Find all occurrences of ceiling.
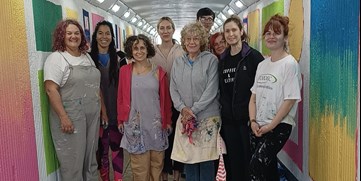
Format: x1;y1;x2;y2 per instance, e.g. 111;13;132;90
86;0;260;35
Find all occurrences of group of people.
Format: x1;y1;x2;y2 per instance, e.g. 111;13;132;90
44;5;301;181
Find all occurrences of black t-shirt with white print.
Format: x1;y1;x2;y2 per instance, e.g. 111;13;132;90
221;51;242;120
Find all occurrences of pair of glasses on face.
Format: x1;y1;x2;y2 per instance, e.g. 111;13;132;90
200;17;214;23
185;37;200;43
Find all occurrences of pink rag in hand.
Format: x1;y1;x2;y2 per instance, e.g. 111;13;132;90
181;117;197;144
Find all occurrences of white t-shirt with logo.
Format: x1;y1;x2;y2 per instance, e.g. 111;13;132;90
250;55;302;127
44;51;93;87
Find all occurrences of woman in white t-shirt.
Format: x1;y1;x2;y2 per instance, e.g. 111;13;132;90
248;14;302;181
44;19;101;181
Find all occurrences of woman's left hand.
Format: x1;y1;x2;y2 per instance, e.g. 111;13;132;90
100;112;109;129
166;124;173;136
257;124;274;136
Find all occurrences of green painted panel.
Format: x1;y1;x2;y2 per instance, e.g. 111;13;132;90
38;70;59;174
33;0;62;52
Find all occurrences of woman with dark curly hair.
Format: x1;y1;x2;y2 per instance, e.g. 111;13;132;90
117;34;172;181
44;19;100;180
90;20;126;181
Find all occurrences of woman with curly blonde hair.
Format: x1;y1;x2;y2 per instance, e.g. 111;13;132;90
170;22;221;181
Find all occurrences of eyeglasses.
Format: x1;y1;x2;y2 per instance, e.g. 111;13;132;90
185;36;200;43
200;16;214;23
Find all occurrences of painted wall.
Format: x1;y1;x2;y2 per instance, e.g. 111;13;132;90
237;0;360;180
0;0;150;180
0;0;39;180
0;0;359;180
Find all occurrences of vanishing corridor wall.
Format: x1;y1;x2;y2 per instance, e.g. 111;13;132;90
0;0;359;180
0;0;39;180
309;0;359;180
22;0;148;180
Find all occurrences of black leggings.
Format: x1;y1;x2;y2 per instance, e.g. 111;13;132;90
249;123;292;181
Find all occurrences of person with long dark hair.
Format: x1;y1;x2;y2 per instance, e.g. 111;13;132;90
90;20;126;181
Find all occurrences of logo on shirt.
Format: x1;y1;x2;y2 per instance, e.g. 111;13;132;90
257;74;277;83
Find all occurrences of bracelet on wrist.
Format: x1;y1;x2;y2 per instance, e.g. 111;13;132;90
250;119;257;124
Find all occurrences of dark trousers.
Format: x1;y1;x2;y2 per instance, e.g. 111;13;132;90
249;123;292;181
221;121;251;181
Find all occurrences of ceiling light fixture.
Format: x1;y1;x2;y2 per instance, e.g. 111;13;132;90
227;7;235;15
96;0;104;3
137;21;143;27
235;0;244;8
219;12;227;20
147;26;152;32
131;17;137;23
111;4;120;12
123;11;130;18
215;18;222;25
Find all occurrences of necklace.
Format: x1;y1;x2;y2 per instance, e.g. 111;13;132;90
134;64;152;75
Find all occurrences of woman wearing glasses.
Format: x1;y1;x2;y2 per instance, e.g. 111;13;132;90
170;22;220;181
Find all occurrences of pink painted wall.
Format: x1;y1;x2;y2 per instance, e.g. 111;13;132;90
0;0;39;180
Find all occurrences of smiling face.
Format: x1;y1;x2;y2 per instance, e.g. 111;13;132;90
184;33;201;55
64;24;81;51
264;26;287;51
224;21;243;46
158;20;174;43
96;25;112;50
132;40;148;62
213;35;226;56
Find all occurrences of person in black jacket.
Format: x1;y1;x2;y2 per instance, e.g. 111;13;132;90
90;20;127;181
219;14;264;181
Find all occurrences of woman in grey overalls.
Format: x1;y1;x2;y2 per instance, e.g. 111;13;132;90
44;19;101;181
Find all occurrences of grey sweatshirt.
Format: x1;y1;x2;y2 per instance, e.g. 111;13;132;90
170;51;220;120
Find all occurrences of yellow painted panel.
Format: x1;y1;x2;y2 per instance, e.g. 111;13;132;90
66;7;78;20
288;0;304;61
309;109;355;181
126;25;133;38
248;10;260;50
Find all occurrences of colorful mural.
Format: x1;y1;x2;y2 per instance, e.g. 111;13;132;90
0;0;39;180
1;0;360;180
288;0;303;61
309;0;359;180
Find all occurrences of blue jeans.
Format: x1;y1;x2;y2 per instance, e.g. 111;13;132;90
184;161;214;181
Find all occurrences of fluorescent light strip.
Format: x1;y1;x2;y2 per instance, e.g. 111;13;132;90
227;7;235;15
123;11;130;18
111;4;120;12
235;0;244;8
